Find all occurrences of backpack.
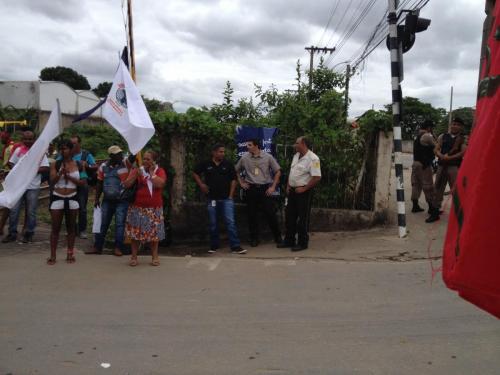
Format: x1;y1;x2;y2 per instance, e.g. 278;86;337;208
101;161;125;201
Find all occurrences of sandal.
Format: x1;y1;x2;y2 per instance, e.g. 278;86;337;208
129;257;138;267
46;257;56;265
66;249;76;264
150;258;160;266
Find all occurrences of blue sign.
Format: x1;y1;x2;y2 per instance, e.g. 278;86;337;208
235;126;279;158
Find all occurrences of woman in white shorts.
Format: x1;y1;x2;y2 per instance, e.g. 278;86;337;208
47;140;87;265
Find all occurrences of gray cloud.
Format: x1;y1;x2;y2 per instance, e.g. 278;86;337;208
9;0;86;21
0;0;486;118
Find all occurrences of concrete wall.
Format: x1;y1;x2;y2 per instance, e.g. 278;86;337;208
0;81;39;109
374;131;393;219
402;140;413;154
168;130;395;240
40;82;102;117
0;80;103;121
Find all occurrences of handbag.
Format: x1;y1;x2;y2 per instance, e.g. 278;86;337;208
119;181;138;203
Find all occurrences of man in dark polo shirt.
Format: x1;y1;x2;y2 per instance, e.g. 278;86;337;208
235;138;282;247
193;143;246;254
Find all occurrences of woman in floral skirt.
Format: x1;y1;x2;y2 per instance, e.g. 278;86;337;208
124;150;166;266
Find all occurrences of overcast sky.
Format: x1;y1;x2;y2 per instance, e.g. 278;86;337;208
0;0;485;117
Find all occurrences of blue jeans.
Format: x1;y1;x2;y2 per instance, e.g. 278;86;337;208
94;199;129;252
77;184;89;233
207;199;240;249
9;189;40;235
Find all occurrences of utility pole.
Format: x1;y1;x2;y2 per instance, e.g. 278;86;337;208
344;64;351;121
127;0;136;82
388;0;407;238
305;46;336;91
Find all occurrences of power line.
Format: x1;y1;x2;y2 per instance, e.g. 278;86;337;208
316;1;342;46
349;0;432;71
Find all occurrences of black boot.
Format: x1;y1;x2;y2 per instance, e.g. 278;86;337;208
425;207;440;223
412;200;424;213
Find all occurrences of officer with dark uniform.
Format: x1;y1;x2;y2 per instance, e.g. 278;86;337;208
426;117;467;223
411;120;436;213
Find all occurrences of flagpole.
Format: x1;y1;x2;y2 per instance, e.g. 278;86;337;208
127;0;136;82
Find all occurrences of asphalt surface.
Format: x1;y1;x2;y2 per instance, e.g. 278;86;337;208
1;156;498;374
0;249;499;375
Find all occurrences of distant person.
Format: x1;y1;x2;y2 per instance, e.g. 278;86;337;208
0;131;16;236
86;146;131;256
69;135;97;239
277;136;321;252
193;143;245;254
2;130;49;243
426;117;467;223
235;139;282;247
411;120;436;213
47;140;86;265
1;131;15;169
124;150;166;266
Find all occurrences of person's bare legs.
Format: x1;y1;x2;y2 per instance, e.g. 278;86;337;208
150;241;160;266
129;239;140;266
49;209;64;265
65;209;78;263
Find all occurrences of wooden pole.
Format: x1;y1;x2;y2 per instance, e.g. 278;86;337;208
127;0;136;82
448;86;453;127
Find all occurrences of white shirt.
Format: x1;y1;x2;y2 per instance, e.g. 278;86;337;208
9;147;49;190
288;150;321;187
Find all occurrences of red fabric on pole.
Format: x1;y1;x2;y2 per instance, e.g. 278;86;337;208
442;2;500;318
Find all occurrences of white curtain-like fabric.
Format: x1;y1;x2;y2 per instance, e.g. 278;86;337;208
0;101;61;209
103;60;155;155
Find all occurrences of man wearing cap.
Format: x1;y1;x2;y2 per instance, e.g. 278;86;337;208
235;138;282;247
411;120;436;213
426;117;467;223
277;136;321;252
86;145;131;255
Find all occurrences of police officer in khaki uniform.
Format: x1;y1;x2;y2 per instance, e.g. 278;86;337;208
235;139;282;247
411;120;436;213
426;117;467;223
277;136;321;251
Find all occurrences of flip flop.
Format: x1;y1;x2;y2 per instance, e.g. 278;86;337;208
129;257;138;267
66;250;76;264
150;258;160;266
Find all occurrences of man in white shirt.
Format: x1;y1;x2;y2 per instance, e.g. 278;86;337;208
277;136;321;251
2;130;50;243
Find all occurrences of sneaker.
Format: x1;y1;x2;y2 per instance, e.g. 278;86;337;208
291;244;308;252
208;248;218;254
79;231;88;239
231;247;247;254
21;233;33;243
2;233;17;243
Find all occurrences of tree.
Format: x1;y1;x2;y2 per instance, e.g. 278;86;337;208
435;107;475;136
92;82;112;98
384;96;446;140
40;66;91;90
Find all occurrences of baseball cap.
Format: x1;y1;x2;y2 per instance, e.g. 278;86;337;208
108;145;123;155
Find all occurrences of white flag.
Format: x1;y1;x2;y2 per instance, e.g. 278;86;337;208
0;101;61;209
103;60;155;155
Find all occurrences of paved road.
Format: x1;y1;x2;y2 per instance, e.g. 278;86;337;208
1;250;498;375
